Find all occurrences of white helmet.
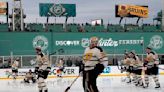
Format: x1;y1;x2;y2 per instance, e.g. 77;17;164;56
89;36;99;47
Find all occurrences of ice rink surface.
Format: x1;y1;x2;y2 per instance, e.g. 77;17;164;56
0;76;164;92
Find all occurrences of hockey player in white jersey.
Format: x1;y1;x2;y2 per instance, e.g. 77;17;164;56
35;47;51;92
122;52;132;83
144;47;160;88
128;51;143;87
24;69;36;83
56;58;64;77
82;36;108;92
11;58;19;80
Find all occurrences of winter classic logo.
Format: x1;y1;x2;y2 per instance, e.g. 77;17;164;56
33;36;48;50
149;35;163;50
81;38;118;47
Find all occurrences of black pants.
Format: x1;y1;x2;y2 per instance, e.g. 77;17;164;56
12;69;18;73
83;64;104;92
83;70;99;92
133;69;142;75
126;66;133;73
145;66;159;75
38;70;49;79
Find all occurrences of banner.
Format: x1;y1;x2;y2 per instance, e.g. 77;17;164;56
0;2;8;15
0;2;7;8
52;33;164;54
39;3;76;17
116;4;148;18
1;66;164;79
0;67;79;78
0;32;163;55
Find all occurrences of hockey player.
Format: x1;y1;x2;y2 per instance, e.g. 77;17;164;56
35;47;51;92
56;58;64;77
82;36;108;92
128;51;143;86
144;47;160;88
24;69;36;83
11;58;19;80
122;52;132;83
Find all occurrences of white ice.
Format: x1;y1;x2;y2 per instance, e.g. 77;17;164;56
0;76;164;92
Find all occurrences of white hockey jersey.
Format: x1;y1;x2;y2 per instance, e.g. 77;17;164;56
146;51;159;66
130;55;142;69
36;53;49;70
12;60;19;70
83;47;108;71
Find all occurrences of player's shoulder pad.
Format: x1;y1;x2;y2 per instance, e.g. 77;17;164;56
85;47;90;51
133;56;137;60
150;51;155;55
95;46;103;52
39;52;45;57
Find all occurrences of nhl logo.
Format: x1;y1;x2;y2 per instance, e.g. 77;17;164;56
81;38;90;48
148;35;163;50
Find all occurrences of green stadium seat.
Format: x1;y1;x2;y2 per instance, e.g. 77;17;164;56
107;24;124;32
155;25;162;31
115;25;124;32
84;25;93;32
47;24;63;32
67;24;79;32
27;23;44;32
0;23;8;32
93;25;105;32
124;24;140;32
143;25;158;32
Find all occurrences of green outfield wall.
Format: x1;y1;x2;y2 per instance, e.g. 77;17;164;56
0;32;163;55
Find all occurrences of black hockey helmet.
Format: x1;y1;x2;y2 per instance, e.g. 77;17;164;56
146;46;152;50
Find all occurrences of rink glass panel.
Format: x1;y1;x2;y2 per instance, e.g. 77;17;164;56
0;54;163;68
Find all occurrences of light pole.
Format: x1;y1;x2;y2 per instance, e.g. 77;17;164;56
162;0;164;31
141;37;145;61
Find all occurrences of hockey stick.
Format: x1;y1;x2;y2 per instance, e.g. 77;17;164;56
64;74;80;92
49;52;56;56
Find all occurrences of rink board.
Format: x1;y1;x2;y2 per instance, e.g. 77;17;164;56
0;65;164;80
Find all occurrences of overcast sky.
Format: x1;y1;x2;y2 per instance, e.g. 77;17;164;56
0;0;163;24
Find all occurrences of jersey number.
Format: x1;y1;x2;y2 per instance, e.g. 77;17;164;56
83;53;93;61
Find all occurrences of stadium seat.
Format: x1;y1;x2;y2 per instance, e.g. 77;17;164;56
107;24;124;32
142;25;158;32
27;23;44;32
93;25;105;32
84;25;93;32
47;24;63;32
124;24;141;32
66;24;79;32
